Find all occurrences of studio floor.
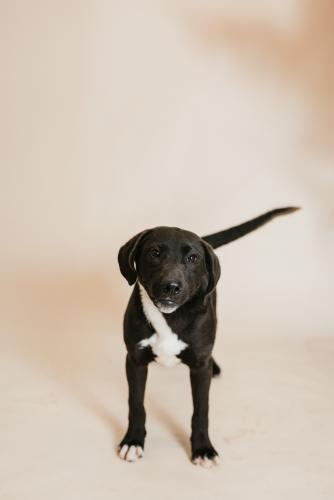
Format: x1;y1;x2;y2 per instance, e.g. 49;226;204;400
1;273;333;500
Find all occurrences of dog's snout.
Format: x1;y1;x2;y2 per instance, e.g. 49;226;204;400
162;281;182;296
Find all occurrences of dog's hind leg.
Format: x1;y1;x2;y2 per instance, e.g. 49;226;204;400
212;358;221;378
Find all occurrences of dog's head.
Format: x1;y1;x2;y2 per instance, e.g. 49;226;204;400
118;227;220;314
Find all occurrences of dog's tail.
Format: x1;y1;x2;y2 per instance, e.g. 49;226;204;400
202;207;300;249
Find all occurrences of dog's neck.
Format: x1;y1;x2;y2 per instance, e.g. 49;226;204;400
137;283;188;367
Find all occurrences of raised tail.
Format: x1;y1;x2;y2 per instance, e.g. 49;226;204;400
202;207;300;249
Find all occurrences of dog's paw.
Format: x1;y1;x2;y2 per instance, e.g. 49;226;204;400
192;447;220;469
118;441;144;462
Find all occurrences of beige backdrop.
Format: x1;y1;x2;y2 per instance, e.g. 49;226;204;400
1;1;333;499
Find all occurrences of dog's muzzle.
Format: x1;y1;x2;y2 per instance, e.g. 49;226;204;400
154;298;179;314
154;280;183;313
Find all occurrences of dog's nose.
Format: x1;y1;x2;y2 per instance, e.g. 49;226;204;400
162;281;182;296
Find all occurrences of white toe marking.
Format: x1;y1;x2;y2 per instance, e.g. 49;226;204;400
119;445;128;459
193;455;220;468
119;445;144;462
203;457;213;469
126;445;138;462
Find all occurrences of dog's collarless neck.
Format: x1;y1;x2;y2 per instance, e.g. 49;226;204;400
137;283;188;367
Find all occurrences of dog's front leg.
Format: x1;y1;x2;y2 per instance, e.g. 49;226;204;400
118;354;148;462
190;360;220;468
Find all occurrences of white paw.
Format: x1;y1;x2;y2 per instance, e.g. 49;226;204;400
119;444;144;462
192;455;220;469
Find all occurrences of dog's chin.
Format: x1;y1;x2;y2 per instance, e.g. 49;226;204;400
154;301;179;314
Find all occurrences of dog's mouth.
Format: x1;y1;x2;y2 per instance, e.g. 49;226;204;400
154;298;179;314
139;282;182;314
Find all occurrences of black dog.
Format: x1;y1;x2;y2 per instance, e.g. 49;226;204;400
117;207;299;467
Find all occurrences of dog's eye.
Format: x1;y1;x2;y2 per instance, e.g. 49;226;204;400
150;248;160;258
187;254;199;263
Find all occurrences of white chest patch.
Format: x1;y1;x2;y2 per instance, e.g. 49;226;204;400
138;284;188;367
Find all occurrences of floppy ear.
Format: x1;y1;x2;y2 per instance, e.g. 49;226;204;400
201;240;221;295
118;230;151;285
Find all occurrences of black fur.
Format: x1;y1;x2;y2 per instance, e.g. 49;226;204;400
202;207;299;248
118;207;299;464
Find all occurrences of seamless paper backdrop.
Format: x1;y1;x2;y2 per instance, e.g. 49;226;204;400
2;0;333;339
